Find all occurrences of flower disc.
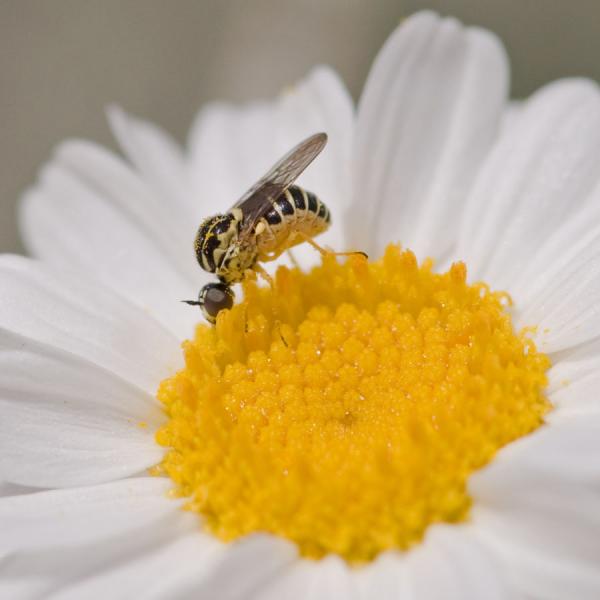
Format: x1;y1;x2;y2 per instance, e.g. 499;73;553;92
156;245;551;562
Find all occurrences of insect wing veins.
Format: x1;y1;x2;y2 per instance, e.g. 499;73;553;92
232;132;327;240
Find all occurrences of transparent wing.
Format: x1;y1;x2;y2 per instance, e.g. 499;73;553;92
232;133;327;240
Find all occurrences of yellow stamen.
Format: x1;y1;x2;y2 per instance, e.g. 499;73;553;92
155;245;551;563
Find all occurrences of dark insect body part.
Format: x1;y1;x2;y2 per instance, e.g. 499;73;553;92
189;133;332;324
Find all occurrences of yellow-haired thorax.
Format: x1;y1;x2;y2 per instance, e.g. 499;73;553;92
155;244;551;563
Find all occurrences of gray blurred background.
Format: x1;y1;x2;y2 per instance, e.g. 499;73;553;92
2;1;599;254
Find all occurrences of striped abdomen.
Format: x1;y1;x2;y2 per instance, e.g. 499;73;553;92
255;185;331;256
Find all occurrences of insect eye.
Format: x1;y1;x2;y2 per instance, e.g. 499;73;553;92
198;282;235;324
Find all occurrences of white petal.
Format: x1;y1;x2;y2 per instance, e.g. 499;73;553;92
459;79;600;289
548;370;600;420
470;415;600;499
470;417;600;580
46;535;295;600
0;327;163;488
475;507;600;600
350;11;508;260
0;478;177;554
514;222;600;352
192;535;297;600
0;327;160;419
19;139;201;339
501;100;523;134
248;528;508;600
547;335;600;401
0;568;50;600
187;66;354;269
259;555;358;600
0;481;35;497
46;533;225;600
476;532;600;600
0;491;199;600
0;255;181;395
106;105;194;214
405;525;511;600
62;534;294;600
354;553;412;600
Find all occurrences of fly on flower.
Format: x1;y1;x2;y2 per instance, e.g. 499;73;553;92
184;132;360;323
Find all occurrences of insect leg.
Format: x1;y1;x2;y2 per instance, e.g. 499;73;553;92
286;249;300;269
297;231;368;260
251;263;275;289
248;264;288;347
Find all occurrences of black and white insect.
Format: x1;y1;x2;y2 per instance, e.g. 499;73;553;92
184;133;333;324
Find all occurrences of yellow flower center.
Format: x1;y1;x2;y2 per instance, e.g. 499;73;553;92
155;245;551;563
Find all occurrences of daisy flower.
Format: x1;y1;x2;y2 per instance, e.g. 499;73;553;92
2;10;600;599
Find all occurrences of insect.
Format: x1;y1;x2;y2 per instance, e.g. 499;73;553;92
184;132;340;324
